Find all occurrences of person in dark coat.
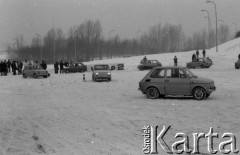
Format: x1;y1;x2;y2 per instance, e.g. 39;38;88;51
54;61;59;74
18;61;23;74
202;49;206;58
192;54;196;61
0;61;3;76
11;61;17;75
59;60;64;74
196;50;199;58
142;56;147;63
2;60;8;76
174;56;178;66
41;60;47;70
7;59;11;73
238;54;240;60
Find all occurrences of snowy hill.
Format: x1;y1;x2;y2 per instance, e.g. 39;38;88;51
84;37;240;70
0;38;240;155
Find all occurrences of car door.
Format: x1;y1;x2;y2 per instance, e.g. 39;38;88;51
26;66;32;76
145;61;151;69
146;69;165;94
164;68;191;95
151;60;159;68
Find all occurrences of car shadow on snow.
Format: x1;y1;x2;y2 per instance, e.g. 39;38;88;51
161;95;194;100
160;95;215;101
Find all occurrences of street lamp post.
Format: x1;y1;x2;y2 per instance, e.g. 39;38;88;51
206;0;218;52
201;10;211;49
36;33;42;61
109;29;115;59
218;20;225;44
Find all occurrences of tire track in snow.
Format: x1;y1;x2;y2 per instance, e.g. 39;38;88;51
0;114;19;155
19;112;84;155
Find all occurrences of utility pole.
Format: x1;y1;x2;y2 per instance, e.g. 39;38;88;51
201;10;211;49
206;0;218;52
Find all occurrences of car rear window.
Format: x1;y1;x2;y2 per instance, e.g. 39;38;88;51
150;69;165;78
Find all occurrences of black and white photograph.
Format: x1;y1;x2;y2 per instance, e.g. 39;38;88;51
0;0;240;154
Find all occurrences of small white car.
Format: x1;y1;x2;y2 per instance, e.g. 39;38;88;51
22;65;50;78
92;64;112;81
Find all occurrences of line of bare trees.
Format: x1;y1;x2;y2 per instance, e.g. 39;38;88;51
5;19;235;63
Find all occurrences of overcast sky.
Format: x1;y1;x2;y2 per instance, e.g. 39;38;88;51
0;0;240;46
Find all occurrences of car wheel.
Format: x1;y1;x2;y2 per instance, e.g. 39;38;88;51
193;87;206;100
159;94;165;98
23;73;27;78
146;87;159;99
43;75;47;78
33;74;38;79
206;93;210;98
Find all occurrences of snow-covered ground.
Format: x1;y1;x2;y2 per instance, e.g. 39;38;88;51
0;38;240;155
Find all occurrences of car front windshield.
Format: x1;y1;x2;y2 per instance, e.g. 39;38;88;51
183;68;197;78
33;65;42;69
94;65;109;70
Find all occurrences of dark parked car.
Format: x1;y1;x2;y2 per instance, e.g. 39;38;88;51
186;58;212;69
138;66;216;100
138;60;162;70
62;62;87;73
92;64;112;81
22;65;50;78
235;60;240;69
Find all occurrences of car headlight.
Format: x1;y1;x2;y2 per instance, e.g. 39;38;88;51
108;72;111;75
209;82;214;88
95;73;98;75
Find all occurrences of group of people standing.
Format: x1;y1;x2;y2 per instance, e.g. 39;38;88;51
0;59;23;76
33;60;48;70
54;60;71;74
192;49;206;61
0;59;48;76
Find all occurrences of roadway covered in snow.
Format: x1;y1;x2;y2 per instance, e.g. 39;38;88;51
0;38;240;154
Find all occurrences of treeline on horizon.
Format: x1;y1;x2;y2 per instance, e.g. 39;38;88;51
5;19;239;63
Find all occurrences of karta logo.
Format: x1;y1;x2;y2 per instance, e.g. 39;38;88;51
142;126;239;154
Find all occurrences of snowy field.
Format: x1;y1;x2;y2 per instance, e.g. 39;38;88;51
0;38;240;155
